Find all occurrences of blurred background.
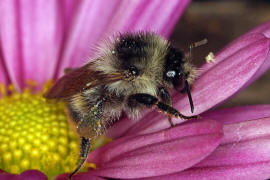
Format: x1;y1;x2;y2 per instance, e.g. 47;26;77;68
170;0;270;109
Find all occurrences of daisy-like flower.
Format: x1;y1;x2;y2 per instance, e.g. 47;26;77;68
0;0;190;179
1;1;270;180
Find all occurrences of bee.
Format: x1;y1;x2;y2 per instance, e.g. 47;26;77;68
44;32;205;179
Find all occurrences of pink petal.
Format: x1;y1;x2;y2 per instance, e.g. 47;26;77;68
149;162;270;180
0;1;24;89
200;20;270;82
202;104;270;124
200;33;266;76
156;117;270;180
0;170;47;180
57;0;190;77
198;118;270;165
0;1;67;89
87;119;223;179
174;33;270;116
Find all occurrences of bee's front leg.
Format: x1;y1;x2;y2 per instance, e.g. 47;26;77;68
128;93;198;123
158;87;174;127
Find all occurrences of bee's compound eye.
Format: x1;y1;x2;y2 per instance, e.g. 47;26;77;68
128;65;139;76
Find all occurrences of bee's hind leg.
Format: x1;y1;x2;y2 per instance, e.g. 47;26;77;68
68;137;91;180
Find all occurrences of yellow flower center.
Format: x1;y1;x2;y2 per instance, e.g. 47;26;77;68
0;81;82;179
0;81;112;179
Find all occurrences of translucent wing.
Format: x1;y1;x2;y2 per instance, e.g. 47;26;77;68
44;62;124;99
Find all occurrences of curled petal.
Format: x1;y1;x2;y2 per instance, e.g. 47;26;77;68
200;20;270;84
0;170;47;180
88;119;223;179
246;21;270;83
174;33;270;116
200;33;266;76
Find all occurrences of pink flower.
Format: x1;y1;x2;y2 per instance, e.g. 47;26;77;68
0;0;270;180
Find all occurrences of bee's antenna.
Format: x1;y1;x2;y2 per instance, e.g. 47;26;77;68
185;38;207;113
188;38;208;61
68;137;91;180
185;80;194;113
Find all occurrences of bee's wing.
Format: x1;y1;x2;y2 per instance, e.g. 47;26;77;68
44;63;124;99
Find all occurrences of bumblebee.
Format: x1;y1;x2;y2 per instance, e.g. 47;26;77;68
44;32;203;179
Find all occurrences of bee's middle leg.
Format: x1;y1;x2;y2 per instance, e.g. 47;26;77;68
128;93;198;123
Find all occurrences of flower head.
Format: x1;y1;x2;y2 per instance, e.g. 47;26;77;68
0;82;80;179
1;0;270;179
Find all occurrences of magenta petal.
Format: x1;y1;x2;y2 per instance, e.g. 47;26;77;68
148;116;270;180
88;119;223;179
0;1;66;89
175;33;270;116
200;33;266;76
19;1;65;88
58;0;190;77
197;118;270;166
89;119;222;164
0;0;24;88
151;162;270;180
0;170;47;180
151;117;270;180
203;104;270;124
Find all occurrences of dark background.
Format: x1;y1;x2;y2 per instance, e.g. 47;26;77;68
170;0;270;109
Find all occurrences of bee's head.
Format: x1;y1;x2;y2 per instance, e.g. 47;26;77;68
163;46;197;113
107;32;196;113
